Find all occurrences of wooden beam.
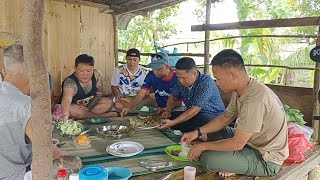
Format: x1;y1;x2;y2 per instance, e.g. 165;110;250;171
204;0;211;74
114;0;183;15
270;150;320;180
312;26;320;143
52;0;110;9
191;16;320;31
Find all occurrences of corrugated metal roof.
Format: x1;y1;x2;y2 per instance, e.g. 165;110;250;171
84;0;185;29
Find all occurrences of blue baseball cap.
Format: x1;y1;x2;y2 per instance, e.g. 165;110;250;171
146;59;168;70
147;52;169;70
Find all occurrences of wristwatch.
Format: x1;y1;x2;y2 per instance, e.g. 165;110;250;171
196;128;202;138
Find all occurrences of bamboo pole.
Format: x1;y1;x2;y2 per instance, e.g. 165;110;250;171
23;0;53;179
113;14;119;68
191;16;320;31
203;0;211;74
312;25;320;144
161;34;318;48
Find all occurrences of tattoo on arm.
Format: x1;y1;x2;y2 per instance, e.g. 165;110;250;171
63;78;77;92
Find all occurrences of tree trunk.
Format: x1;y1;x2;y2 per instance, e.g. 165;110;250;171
23;0;53;179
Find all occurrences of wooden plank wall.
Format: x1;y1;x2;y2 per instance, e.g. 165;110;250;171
80;5;115;94
0;48;3;70
0;0;115;95
220;85;313;126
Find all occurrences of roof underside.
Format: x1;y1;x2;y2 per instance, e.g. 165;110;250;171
83;0;185;29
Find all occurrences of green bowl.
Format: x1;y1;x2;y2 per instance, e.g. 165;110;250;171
164;145;190;162
84;117;108;124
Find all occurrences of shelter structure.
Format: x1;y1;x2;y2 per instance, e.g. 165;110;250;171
191;1;320;179
0;0;184;95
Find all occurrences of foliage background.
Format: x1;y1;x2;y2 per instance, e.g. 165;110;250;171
118;0;319;87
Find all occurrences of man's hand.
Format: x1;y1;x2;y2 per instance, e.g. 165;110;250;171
116;94;124;101
52;145;63;160
161;111;171;119
121;107;130;118
188;143;206;161
157;119;174;130
181;130;198;144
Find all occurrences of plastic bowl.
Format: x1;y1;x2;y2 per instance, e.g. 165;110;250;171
84;117;109;124
105;166;132;180
164;145;190;162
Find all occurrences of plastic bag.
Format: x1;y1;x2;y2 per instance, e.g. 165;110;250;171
284;133;314;163
287;122;314;140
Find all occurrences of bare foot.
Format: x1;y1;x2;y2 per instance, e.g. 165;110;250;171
103;112;118;117
219;172;236;178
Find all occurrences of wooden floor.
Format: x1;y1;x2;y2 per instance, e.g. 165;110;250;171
132;147;320;180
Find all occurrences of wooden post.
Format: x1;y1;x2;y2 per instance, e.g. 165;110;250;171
203;0;211;74
312;25;320;144
23;0;53;179
113;14;119;68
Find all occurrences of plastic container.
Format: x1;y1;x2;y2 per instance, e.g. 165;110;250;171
79;165;108;180
69;173;80;180
105;166;132;180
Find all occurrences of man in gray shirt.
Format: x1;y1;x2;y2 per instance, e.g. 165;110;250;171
0;45;62;180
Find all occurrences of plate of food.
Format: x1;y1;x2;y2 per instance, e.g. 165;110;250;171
95;125;134;139
164;144;190;162
136;106;158;115
162;128;183;138
72;134;91;147
56;120;90;138
84;117;108;124
129;115;162;129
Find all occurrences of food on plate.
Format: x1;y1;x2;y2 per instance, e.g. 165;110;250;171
179;142;190;158
57;121;83;135
129;115;162;128
140;106;150;112
75;135;90;146
171;149;181;156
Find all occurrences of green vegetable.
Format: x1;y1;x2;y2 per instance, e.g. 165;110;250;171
57;121;83;135
284;105;306;125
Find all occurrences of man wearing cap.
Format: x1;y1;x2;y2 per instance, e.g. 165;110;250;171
111;48;149;111
159;57;225;133
121;52;179;117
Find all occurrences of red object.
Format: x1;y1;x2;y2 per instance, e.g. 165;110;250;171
57;169;67;178
285;127;315;163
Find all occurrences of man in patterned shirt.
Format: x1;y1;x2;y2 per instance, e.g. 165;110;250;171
111;48;149;111
159;57;225;132
120;52;178;117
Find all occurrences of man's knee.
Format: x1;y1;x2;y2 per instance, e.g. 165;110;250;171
200;151;233;172
114;101;124;111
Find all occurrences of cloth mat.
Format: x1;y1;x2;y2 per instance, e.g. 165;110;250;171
53;117;197;176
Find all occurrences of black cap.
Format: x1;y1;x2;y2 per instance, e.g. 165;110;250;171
126;48;140;58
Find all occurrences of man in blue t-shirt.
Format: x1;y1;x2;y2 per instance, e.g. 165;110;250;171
121;52;178;117
159;57;225;133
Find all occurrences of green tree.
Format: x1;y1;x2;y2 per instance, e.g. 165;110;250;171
194;0;318;86
118;5;180;64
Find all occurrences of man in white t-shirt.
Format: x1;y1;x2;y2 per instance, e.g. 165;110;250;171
111;48;149;111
